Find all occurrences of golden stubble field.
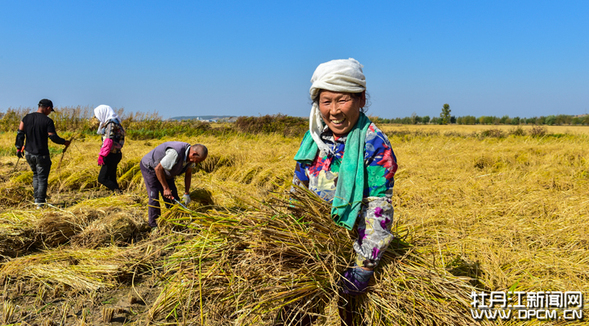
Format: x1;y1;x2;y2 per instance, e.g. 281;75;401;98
1;124;589;325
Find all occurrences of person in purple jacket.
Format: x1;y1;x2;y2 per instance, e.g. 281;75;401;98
140;142;208;228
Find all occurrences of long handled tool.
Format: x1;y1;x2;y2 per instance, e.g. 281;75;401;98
12;148;25;173
12;156;21;173
173;198;190;210
56;138;73;171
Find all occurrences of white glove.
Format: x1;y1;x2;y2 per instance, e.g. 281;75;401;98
182;193;191;205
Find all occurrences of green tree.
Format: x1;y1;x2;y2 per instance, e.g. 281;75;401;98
440;103;451;124
411;112;418;124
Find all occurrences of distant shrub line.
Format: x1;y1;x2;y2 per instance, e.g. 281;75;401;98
0;107;308;139
1;107;585;141
386;126;557;140
375;114;589;125
234;114;308;137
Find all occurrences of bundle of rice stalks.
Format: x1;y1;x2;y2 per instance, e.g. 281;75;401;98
0;243;156;294
0;181;33;208
198;152;238;173
117;158;144;191
49;154;99;191
0;212;38;260
0;248;126;293
36;212;86;247
150;187;487;325
2;198;146;258
9;170;33;184
71;210;150;249
358;253;486;326
0;227;36;260
69;194;144;210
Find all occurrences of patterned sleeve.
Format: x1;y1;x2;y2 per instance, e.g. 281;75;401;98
104;121;115;139
118;124;125;148
292;161;309;189
103;120;125;150
353;124;398;267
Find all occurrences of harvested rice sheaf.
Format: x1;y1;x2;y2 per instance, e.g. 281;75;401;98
71;211;150;249
0;212;38;259
0;227;36;260
36;212;85;247
0;183;33;208
152;188;489;325
0;241;159;294
1;196;147;262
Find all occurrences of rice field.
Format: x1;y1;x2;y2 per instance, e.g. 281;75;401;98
1;123;588;325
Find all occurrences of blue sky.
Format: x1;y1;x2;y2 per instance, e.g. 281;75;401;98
1;1;587;119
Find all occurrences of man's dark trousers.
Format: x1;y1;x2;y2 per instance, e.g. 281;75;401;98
140;163;179;227
25;152;51;204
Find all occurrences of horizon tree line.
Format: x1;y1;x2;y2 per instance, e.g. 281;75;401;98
376;103;589;125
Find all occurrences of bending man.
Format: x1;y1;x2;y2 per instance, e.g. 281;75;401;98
140;142;208;228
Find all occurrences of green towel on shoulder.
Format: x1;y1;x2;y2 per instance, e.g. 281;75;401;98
293;130;318;163
294;113;371;230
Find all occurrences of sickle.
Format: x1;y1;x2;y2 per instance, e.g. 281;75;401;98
56;139;73;171
12;156;21;173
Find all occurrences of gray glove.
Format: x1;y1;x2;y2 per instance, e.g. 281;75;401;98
182;193;191;205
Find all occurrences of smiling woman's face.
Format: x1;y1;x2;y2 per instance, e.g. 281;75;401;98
318;90;365;137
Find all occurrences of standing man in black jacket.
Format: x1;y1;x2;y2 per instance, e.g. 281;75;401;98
15;99;70;208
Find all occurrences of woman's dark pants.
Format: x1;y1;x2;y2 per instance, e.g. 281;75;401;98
98;152;122;191
140;163;178;228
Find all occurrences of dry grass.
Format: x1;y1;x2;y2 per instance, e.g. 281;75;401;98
389;128;589;294
0;211;38;259
2;300;16;324
379;123;589;136
1;124;589;324
71;210;149;249
140;187;485;325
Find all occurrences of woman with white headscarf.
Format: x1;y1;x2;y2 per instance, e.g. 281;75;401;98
94;105;125;192
292;58;398;323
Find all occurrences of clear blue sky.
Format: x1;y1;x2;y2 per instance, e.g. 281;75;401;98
1;1;587;119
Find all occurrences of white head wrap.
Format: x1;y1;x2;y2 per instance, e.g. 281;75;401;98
94;105;121;134
309;58;366;153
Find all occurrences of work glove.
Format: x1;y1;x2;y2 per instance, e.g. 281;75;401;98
340;265;374;295
182;193;191;205
16;148;24;158
97;155;105;166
